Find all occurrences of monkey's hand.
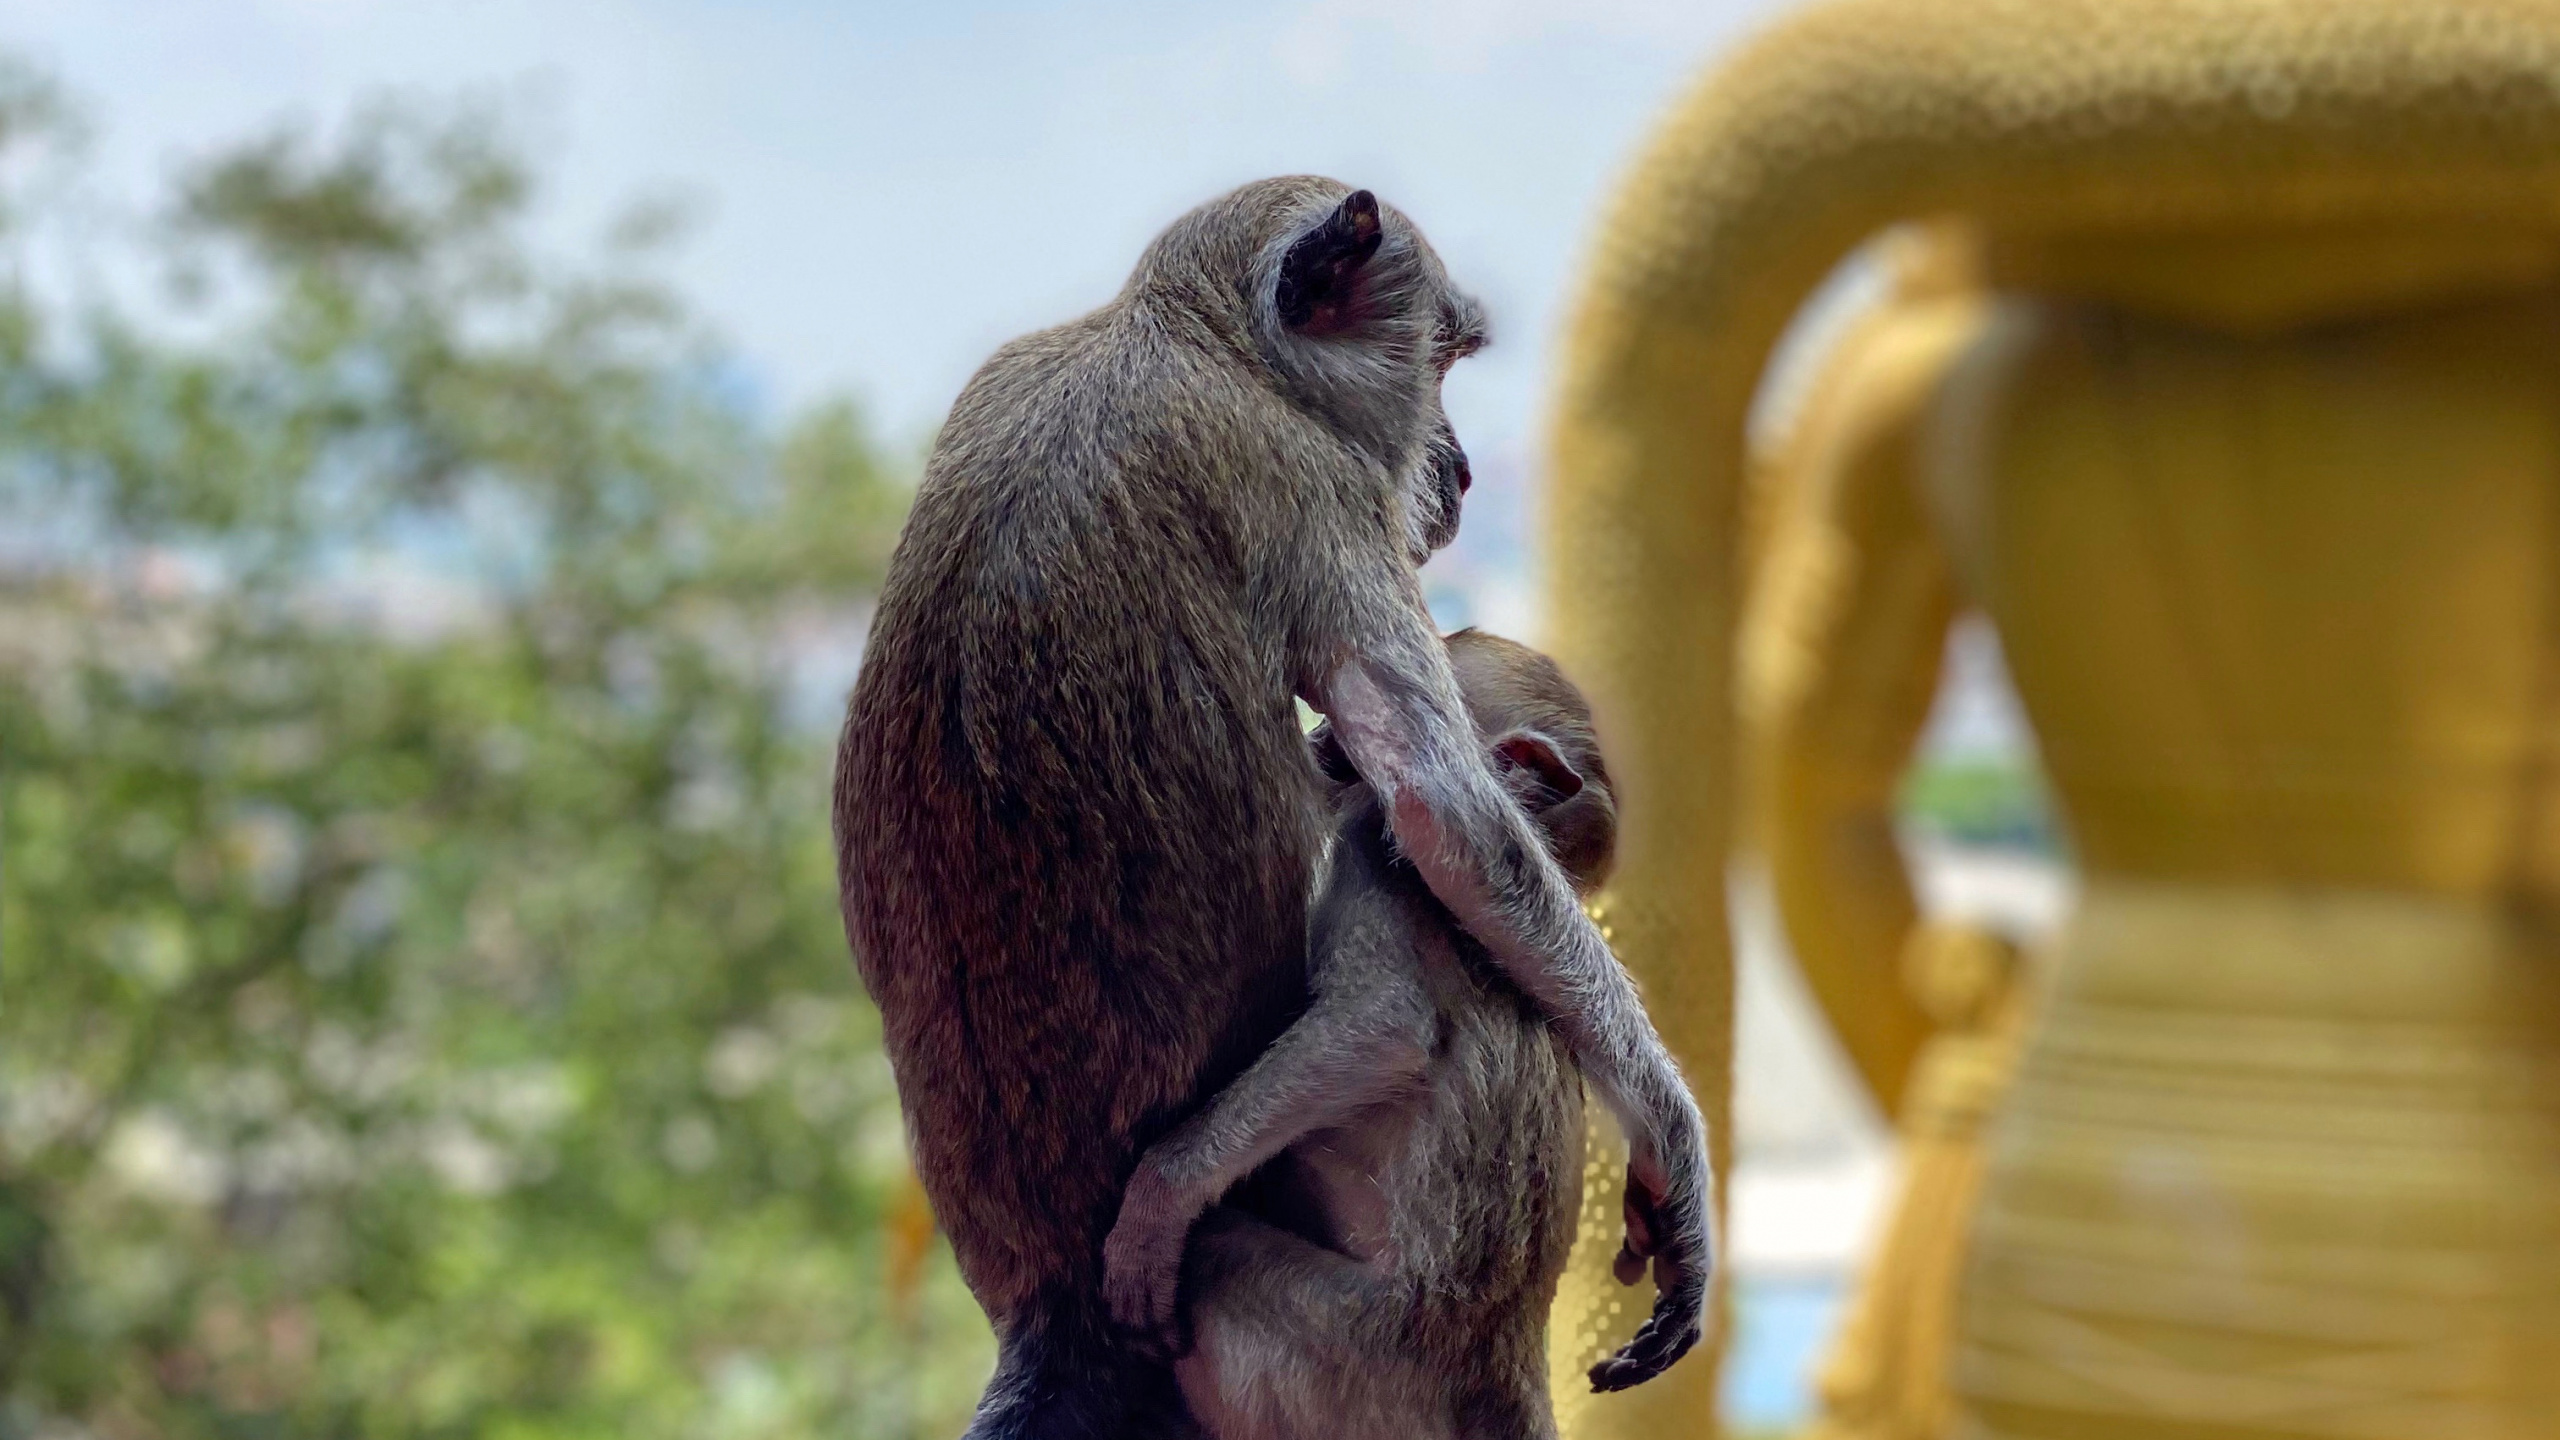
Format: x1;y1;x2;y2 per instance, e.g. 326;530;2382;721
1103;1161;1202;1359
1588;1126;1713;1393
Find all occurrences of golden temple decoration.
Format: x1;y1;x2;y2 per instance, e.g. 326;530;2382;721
1537;4;2560;1436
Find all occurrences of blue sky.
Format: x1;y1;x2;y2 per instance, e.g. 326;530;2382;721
5;0;1788;463
3;0;2036;738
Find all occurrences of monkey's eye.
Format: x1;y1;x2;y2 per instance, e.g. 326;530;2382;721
1435;332;1483;371
1432;310;1488;374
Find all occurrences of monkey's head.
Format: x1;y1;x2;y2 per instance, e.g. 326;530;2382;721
1445;629;1617;893
1131;177;1486;563
1311;629;1618;892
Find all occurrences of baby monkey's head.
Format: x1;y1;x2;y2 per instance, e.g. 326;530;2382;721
1313;628;1618;893
1445;629;1617;892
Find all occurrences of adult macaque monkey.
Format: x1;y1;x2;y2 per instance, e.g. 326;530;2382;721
836;178;1710;1440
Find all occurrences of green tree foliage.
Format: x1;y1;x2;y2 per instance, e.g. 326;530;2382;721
0;59;991;1438
1897;758;2059;855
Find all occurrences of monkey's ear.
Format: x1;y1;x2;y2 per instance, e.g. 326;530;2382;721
1491;730;1584;804
1276;190;1384;333
1309;718;1362;785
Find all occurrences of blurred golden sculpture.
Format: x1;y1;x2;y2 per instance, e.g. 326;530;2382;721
1537;2;2560;1437
1744;231;2018;1440
1803;923;2024;1440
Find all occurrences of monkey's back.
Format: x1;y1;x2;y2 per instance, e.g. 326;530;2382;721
836;312;1323;1322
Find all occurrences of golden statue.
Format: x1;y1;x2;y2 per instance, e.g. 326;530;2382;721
1802;922;2024;1440
1747;229;2023;1440
1538;3;2560;1437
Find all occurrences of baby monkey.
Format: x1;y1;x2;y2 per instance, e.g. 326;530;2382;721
1105;629;1638;1439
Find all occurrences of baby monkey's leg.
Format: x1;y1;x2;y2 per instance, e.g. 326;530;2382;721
1104;935;1434;1349
1177;1210;1454;1440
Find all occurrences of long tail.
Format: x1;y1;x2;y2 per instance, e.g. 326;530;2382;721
964;1301;1194;1440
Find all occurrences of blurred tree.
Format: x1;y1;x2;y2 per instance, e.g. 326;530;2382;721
0;58;989;1439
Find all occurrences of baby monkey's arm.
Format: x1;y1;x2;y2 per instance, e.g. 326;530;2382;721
1102;902;1435;1354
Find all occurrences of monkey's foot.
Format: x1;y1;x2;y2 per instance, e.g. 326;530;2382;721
1102;1166;1197;1359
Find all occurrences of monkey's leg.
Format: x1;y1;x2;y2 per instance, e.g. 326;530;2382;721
1104;949;1435;1347
1177;1209;1456;1440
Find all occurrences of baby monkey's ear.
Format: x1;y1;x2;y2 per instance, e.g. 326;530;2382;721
1491;729;1584;805
1276;189;1383;333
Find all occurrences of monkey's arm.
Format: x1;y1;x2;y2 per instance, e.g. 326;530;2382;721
1312;585;1711;1391
1102;908;1436;1348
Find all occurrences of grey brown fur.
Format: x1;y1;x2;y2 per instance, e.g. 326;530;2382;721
835;178;1710;1440
1103;631;1621;1440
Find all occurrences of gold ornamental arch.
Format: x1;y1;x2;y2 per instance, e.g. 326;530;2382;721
1538;3;2560;1436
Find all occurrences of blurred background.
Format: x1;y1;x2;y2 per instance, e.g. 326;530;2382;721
0;3;2065;1436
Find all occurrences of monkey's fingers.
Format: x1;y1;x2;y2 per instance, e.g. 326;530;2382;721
1612;1169;1663;1284
1101;1222;1193;1361
1585;1271;1708;1392
1121;1314;1189;1366
1103;1269;1189;1363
